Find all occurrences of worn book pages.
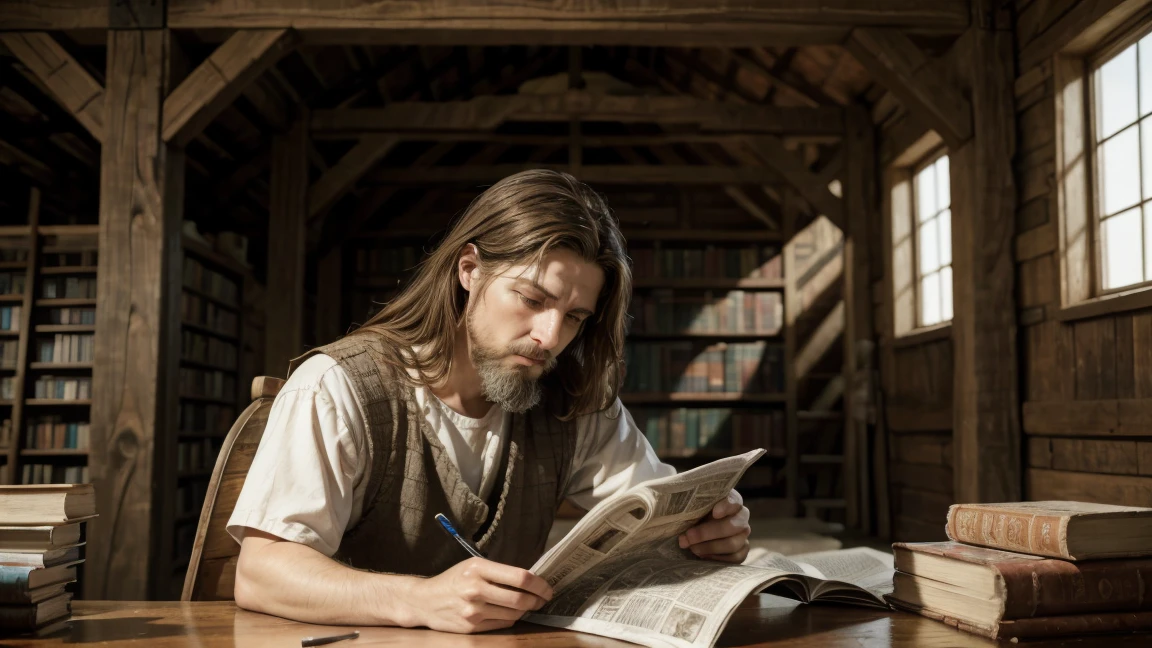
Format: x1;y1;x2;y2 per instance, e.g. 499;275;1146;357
525;450;894;648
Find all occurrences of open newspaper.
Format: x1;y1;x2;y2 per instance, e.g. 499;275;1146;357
525;449;894;648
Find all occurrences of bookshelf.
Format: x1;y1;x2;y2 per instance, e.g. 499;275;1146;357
163;235;252;598
349;227;798;513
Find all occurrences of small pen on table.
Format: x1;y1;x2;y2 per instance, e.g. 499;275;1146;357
300;630;359;647
435;512;484;558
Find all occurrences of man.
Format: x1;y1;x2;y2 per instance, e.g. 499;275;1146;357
228;170;752;632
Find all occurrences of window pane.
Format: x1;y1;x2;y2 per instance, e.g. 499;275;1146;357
915;163;936;222
940;266;953;322
935;156;950;210
1101;125;1142;216
919;218;939;275
1143;119;1152;200
939;209;952;266
921;272;941;326
1102;206;1145;289
1141;35;1152;116
1098;44;1139;139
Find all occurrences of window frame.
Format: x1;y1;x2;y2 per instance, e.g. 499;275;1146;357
1087;22;1152;296
909;148;952;328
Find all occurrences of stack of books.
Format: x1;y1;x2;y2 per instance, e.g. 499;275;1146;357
0;484;95;632
888;501;1152;641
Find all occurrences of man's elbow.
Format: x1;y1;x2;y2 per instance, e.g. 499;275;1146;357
233;545;267;612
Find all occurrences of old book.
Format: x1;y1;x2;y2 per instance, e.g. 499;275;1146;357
0;582;71;606
892;542;1152;622
525;450;895;648
0;484;95;525
0;544;82;568
890;593;1152;641
0;592;72;630
945;500;1152;560
0;524;82;551
0;562;80;594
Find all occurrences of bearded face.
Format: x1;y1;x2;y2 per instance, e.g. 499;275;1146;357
466;298;558;413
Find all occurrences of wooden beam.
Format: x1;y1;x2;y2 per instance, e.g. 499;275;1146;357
307;135;399;221
0;32;105;142
846;27;973;149
311;93;846;135
368;164;780;185
949;13;1021;504
265;118;308;377
745;135;843;228
161;1;970;45
89;28;182;601
0;0;108;29
162;29;299;147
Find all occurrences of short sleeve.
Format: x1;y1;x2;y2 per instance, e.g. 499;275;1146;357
564;399;676;510
226;354;367;557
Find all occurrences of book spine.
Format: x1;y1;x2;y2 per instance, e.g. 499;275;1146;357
945;505;1071;559
996;611;1152;640
0;604;39;628
998;560;1152;618
0;567;32;601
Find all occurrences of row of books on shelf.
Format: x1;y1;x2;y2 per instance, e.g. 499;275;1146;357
182;293;239;337
45;307;94;325
33;377;91;401
0;377;14;399
0;273;27;296
179;368;236;401
630;408;786;456
0;340;16;369
40;277;95;300
0;305;21;331
0;418;10;448
25;417;89;450
179;402;236;436
183;257;239;306
0;248;28;262
355;246;421;275
35;334;93;364
177;438;222;472
21;464;89;484
181;330;237;370
41;249;96;268
622;341;785;394
630;245;781;280
629;290;783;335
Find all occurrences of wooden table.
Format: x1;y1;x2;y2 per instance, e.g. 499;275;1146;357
2;597;1148;647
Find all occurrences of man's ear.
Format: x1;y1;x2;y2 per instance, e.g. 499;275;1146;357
458;243;481;292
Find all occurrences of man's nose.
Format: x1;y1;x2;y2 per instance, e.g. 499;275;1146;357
530;310;561;351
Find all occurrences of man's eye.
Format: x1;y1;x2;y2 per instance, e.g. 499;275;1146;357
566;314;584;324
519;294;542;308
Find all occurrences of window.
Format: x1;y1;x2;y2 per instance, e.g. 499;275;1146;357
1092;31;1152;292
913;153;952;326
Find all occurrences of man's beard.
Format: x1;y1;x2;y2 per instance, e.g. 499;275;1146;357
466;309;557;413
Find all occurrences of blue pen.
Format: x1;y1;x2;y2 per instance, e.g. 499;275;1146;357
435;512;485;558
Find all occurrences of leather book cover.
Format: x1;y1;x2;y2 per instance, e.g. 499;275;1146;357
890;597;1152;641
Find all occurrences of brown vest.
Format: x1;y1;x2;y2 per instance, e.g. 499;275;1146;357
289;335;577;576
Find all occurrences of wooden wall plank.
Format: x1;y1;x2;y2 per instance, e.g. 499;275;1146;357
1116;315;1136;399
1074;318;1117;400
1133;312;1152;397
891;462;953;495
264;119;308;377
89;29;180;601
894;433;953;466
1025;320;1075;401
1028;468;1152;506
1028;436;1053;468
1022;398;1152;436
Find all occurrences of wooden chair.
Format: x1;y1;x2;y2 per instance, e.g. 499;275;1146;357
181;375;285;601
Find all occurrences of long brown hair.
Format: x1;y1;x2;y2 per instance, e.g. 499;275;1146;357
349;169;632;420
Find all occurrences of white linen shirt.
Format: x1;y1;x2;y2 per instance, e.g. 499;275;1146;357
226;354;674;557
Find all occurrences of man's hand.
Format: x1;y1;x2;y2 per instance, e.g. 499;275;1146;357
407;557;553;633
678;489;751;563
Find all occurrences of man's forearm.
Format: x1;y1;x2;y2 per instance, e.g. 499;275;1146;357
234;535;424;626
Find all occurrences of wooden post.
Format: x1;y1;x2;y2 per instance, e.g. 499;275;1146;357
265;118;308;377
950;5;1021;504
315;248;344;344
842;105;876;530
89;28;183;600
782;189;800;517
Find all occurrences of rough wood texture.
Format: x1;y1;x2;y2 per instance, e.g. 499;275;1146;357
1028;468;1152;507
311;94;846;135
0;32;105;142
307;135;398;220
846;27;972;148
183;378;280;601
89;29;180;601
948;16;1021;504
264;119;307;378
25;596;1152;647
746;136;843;227
162;29;299;147
1023;398;1152;436
159;0;970;45
1019;0;1152;71
0;0;108;29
